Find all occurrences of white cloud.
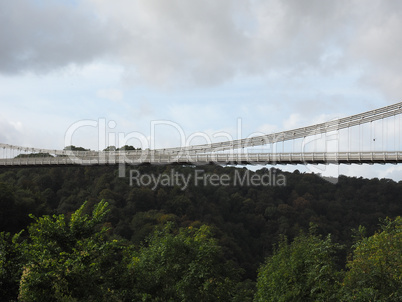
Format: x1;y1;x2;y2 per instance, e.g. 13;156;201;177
0;118;23;143
378;165;402;180
0;116;60;149
257;123;279;134
97;89;123;102
283;113;303;130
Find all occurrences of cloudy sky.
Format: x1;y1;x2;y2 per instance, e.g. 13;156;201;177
1;0;402;180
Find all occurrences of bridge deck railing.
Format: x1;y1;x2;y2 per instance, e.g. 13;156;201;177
0;151;401;166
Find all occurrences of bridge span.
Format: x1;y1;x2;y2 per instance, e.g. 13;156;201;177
0;151;401;167
1;101;402;167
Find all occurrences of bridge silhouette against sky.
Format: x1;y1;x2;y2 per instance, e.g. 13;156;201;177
1;102;402;167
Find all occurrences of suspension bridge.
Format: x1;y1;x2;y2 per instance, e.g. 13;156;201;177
1;102;402;166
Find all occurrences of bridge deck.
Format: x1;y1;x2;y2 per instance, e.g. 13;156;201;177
0;151;401;166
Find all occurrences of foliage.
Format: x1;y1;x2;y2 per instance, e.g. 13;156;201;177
0;182;16;232
103;146;117;151
1;200;244;300
103;145;139;151
117;145;140;151
342;216;402;301
18;200;131;301
0;231;26;301
0;165;402;299
255;226;342;301
1;165;401;280
130;222;241;301
15;153;53;158
64;145;90;151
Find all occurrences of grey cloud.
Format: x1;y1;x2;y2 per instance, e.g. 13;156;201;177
347;0;402;100
115;0;251;86
2;0;402;98
112;0;358;85
0;0;118;74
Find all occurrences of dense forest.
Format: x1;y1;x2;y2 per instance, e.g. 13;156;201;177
0;164;401;301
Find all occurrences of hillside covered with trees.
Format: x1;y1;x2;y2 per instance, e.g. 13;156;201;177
0;164;401;300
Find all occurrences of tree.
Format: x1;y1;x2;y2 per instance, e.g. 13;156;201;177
15;153;53;158
103;146;116;151
130;223;241;301
0;182;17;232
342;216;402;301
0;231;26;301
64;146;90;151
255;226;342;302
117;145;138;151
13;201;247;301
18;200;131;301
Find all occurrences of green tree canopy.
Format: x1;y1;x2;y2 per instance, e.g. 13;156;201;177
103;146;116;151
64;145;90;151
342;216;402;301
15;152;53;158
18;200;130;302
255;226;342;302
130;223;242;301
6;201;245;301
117;145;139;151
